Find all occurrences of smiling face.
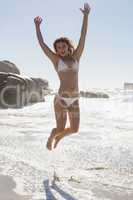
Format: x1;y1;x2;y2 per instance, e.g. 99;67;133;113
55;41;70;57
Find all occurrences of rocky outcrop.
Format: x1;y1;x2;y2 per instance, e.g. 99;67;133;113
0;72;49;108
0;61;20;74
80;91;109;98
0;60;49;108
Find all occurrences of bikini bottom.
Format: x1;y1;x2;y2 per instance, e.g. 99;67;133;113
55;94;79;108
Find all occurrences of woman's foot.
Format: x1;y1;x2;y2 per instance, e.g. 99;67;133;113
46;128;57;150
54;128;70;149
46;128;62;150
54;132;65;149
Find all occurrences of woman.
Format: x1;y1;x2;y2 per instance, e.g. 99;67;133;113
34;3;91;150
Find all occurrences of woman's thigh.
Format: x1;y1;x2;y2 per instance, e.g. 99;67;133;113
68;100;80;132
54;96;67;131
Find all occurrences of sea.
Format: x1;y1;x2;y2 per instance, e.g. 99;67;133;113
0;89;133;200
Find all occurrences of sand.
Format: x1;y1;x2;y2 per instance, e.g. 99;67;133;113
0;175;31;200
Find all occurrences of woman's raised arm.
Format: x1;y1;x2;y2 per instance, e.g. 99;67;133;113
34;16;58;65
73;3;91;61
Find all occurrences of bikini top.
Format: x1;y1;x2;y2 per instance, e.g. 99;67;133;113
57;59;79;73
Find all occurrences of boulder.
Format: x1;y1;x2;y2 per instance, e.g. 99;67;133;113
0;73;49;108
80;91;109;98
0;73;27;108
0;60;49;108
0;60;20;74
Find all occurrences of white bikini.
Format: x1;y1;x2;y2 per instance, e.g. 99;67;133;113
57;59;79;72
56;58;79;107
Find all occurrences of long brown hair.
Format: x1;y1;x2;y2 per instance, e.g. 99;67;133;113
53;37;74;55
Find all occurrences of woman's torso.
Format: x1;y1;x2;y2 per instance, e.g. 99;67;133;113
55;56;79;97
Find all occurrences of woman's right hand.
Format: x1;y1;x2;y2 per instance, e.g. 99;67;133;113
34;16;43;26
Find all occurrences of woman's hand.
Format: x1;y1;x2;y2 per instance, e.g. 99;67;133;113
34;16;43;26
80;3;91;15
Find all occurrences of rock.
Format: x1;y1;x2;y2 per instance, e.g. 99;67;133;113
80;91;109;98
0;73;27;108
24;77;49;103
0;60;20;74
95;92;109;98
0;60;49;108
0;73;49;108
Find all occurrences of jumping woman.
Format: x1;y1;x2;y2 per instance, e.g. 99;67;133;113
34;3;91;150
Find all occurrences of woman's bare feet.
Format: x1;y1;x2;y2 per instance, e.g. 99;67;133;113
54;128;71;149
54;134;63;149
46;128;57;150
46;128;62;150
47;128;71;150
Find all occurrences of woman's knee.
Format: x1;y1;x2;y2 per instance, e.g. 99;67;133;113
70;126;79;134
56;127;65;133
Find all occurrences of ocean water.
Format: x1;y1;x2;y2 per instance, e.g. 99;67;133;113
0;89;133;200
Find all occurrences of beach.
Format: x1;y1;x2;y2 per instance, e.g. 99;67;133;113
0;175;31;200
0;89;133;199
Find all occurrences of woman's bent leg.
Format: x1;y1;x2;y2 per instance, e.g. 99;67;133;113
54;100;80;148
46;96;67;150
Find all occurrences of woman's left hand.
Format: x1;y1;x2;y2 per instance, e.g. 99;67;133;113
80;3;91;15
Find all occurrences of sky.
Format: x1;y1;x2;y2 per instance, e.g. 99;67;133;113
0;0;133;90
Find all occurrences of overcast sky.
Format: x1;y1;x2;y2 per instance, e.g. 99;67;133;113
0;0;133;89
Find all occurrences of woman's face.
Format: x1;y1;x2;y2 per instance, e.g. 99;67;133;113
55;41;69;57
